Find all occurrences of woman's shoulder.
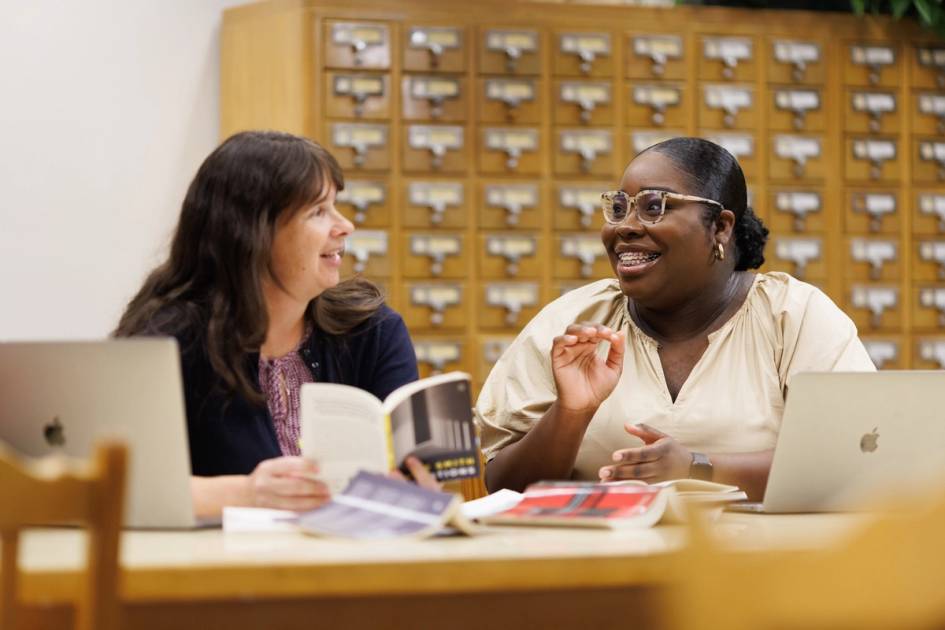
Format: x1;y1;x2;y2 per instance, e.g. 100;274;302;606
527;279;626;332
750;271;851;325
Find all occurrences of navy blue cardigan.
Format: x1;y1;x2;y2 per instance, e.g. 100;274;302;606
169;305;418;477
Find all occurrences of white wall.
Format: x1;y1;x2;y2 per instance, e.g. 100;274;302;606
0;0;249;340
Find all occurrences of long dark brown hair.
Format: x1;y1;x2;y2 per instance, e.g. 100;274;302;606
115;130;383;404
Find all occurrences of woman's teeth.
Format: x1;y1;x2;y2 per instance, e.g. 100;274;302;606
618;252;660;265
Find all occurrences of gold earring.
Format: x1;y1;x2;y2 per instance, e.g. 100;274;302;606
715;243;725;261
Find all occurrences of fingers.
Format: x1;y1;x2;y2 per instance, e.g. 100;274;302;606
624;422;667;444
250;456;330;511
257;456;319;476
403;456;442;491
599;461;662;481
605;330;626;370
610;441;665;465
264;475;330;498
552;323;622;358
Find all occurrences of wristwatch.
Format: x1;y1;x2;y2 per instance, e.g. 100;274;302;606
689;451;713;481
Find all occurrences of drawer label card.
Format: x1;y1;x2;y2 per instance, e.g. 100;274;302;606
408;27;461;66
853;192;896;232
560;81;612;122
632;35;683;76
486;29;538;71
918;46;945;69
633;85;682;125
410;284;462;326
409;76;461;115
704;85;753;126
560;32;611;74
774;135;822;177
332;123;387;166
851;238;898;280
775;190;820;231
332;22;388;65
407;125;463;169
704;133;754;160
560;129;613;172
484;128;539;169
919;241;945;280
560;235;606;278
703;37;752;79
919;193;945;232
561;186;605;228
919;339;945;368
408;181;463;223
409;234;462;276
773;40;820;81
414;340;461;373
485;282;540;326
485;78;537;108
485;184;538;226
862;339;898;368
774;237;821;279
345;230;388;273
851;285;899;329
486;235;537;276
337;180;386;223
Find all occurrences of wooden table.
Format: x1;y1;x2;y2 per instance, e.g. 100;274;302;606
18;513;868;630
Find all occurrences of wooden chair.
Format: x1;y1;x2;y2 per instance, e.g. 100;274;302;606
665;485;945;630
0;442;126;630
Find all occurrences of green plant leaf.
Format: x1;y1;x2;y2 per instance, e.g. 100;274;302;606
891;0;912;18
915;0;935;24
850;0;867;15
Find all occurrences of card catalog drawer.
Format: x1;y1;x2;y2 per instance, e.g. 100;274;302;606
478;77;542;123
328;122;389;171
915;138;945;184
479;281;542;329
403;180;467;228
413;337;466;377
845;42;899;87
845;284;902;332
629;129;685;157
336;179;390;227
402;75;466;122
627;34;685;80
402;124;466;173
325;72;390;119
768;189;824;233
914;336;945;369
627;83;686;128
845;89;900;134
702;132;757;180
913;287;945;331
479;127;541;175
477;335;514;385
844;190;900;234
341;230;390;278
860;336;905;369
768;39;825;84
915;192;945;235
479;182;541;229
768;236;825;281
480;27;541;75
913;239;945;281
699;84;756;129
402;232;467;278
402;281;466;330
404;25;465;73
553;31;613;77
479;233;542;278
769;135;825;181
913;45;945;89
768;86;824;132
554;233;610;279
555;182;608;230
554;129;614;176
699;36;756;82
914;91;945;135
845;136;899;182
553;80;614;125
845;237;900;281
324;20;390;69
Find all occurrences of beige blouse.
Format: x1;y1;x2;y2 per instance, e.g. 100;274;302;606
476;272;876;480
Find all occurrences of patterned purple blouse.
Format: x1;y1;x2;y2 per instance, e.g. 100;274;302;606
258;335;313;457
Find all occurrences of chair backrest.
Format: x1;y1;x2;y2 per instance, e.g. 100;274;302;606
0;442;126;630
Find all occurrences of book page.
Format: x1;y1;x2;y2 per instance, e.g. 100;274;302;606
300;383;388;493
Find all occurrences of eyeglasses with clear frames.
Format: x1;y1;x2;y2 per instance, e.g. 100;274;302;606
600;190;727;225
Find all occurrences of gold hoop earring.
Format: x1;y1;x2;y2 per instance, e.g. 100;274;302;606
715;242;725;261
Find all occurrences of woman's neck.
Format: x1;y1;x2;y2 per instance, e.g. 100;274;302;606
260;282;309;359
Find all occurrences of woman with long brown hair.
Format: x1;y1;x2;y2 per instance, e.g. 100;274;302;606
117;130;426;518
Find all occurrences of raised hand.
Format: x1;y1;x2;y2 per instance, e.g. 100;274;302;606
551;323;626;415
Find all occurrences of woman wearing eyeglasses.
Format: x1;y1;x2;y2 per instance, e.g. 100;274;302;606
476;137;874;499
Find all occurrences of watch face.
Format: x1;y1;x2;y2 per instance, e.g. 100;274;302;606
690;452;713;481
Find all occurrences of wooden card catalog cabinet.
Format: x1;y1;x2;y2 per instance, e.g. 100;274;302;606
414;339;464;376
555;32;612;77
704;133;756;179
325;21;390;69
326;73;389;119
913;45;945;89
846;43;898;87
403;233;465;278
555;129;613;176
770;135;824;180
769;88;824;131
771;236;824;280
914;92;945;135
404;181;465;228
848;237;900;281
627;34;685;79
555;81;613;125
480;127;540;174
481;28;540;75
481;183;540;228
769;39;824;84
917;338;945;369
402;76;464;121
342;230;389;277
330;122;388;170
630;129;684;156
848;285;901;330
916;192;945;234
555;234;610;279
479;78;540;123
403;282;465;329
481;281;541;328
914;287;945;329
628;84;685;128
336;179;388;226
769;190;823;233
845;191;899;234
404;26;464;72
700;36;754;81
403;124;464;172
478;336;513;384
557;184;607;229
861;338;901;369
700;84;755;129
846;137;898;182
846;90;899;134
480;234;541;278
914;239;945;281
915;139;945;183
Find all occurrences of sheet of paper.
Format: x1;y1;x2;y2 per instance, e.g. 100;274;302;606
222;506;298;533
461;488;524;520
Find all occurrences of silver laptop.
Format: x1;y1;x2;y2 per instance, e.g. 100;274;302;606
0;339;197;528
732;371;945;514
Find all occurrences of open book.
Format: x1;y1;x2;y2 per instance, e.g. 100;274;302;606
300;372;480;493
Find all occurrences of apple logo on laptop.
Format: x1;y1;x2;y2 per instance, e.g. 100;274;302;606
859;427;879;453
43;417;66;447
